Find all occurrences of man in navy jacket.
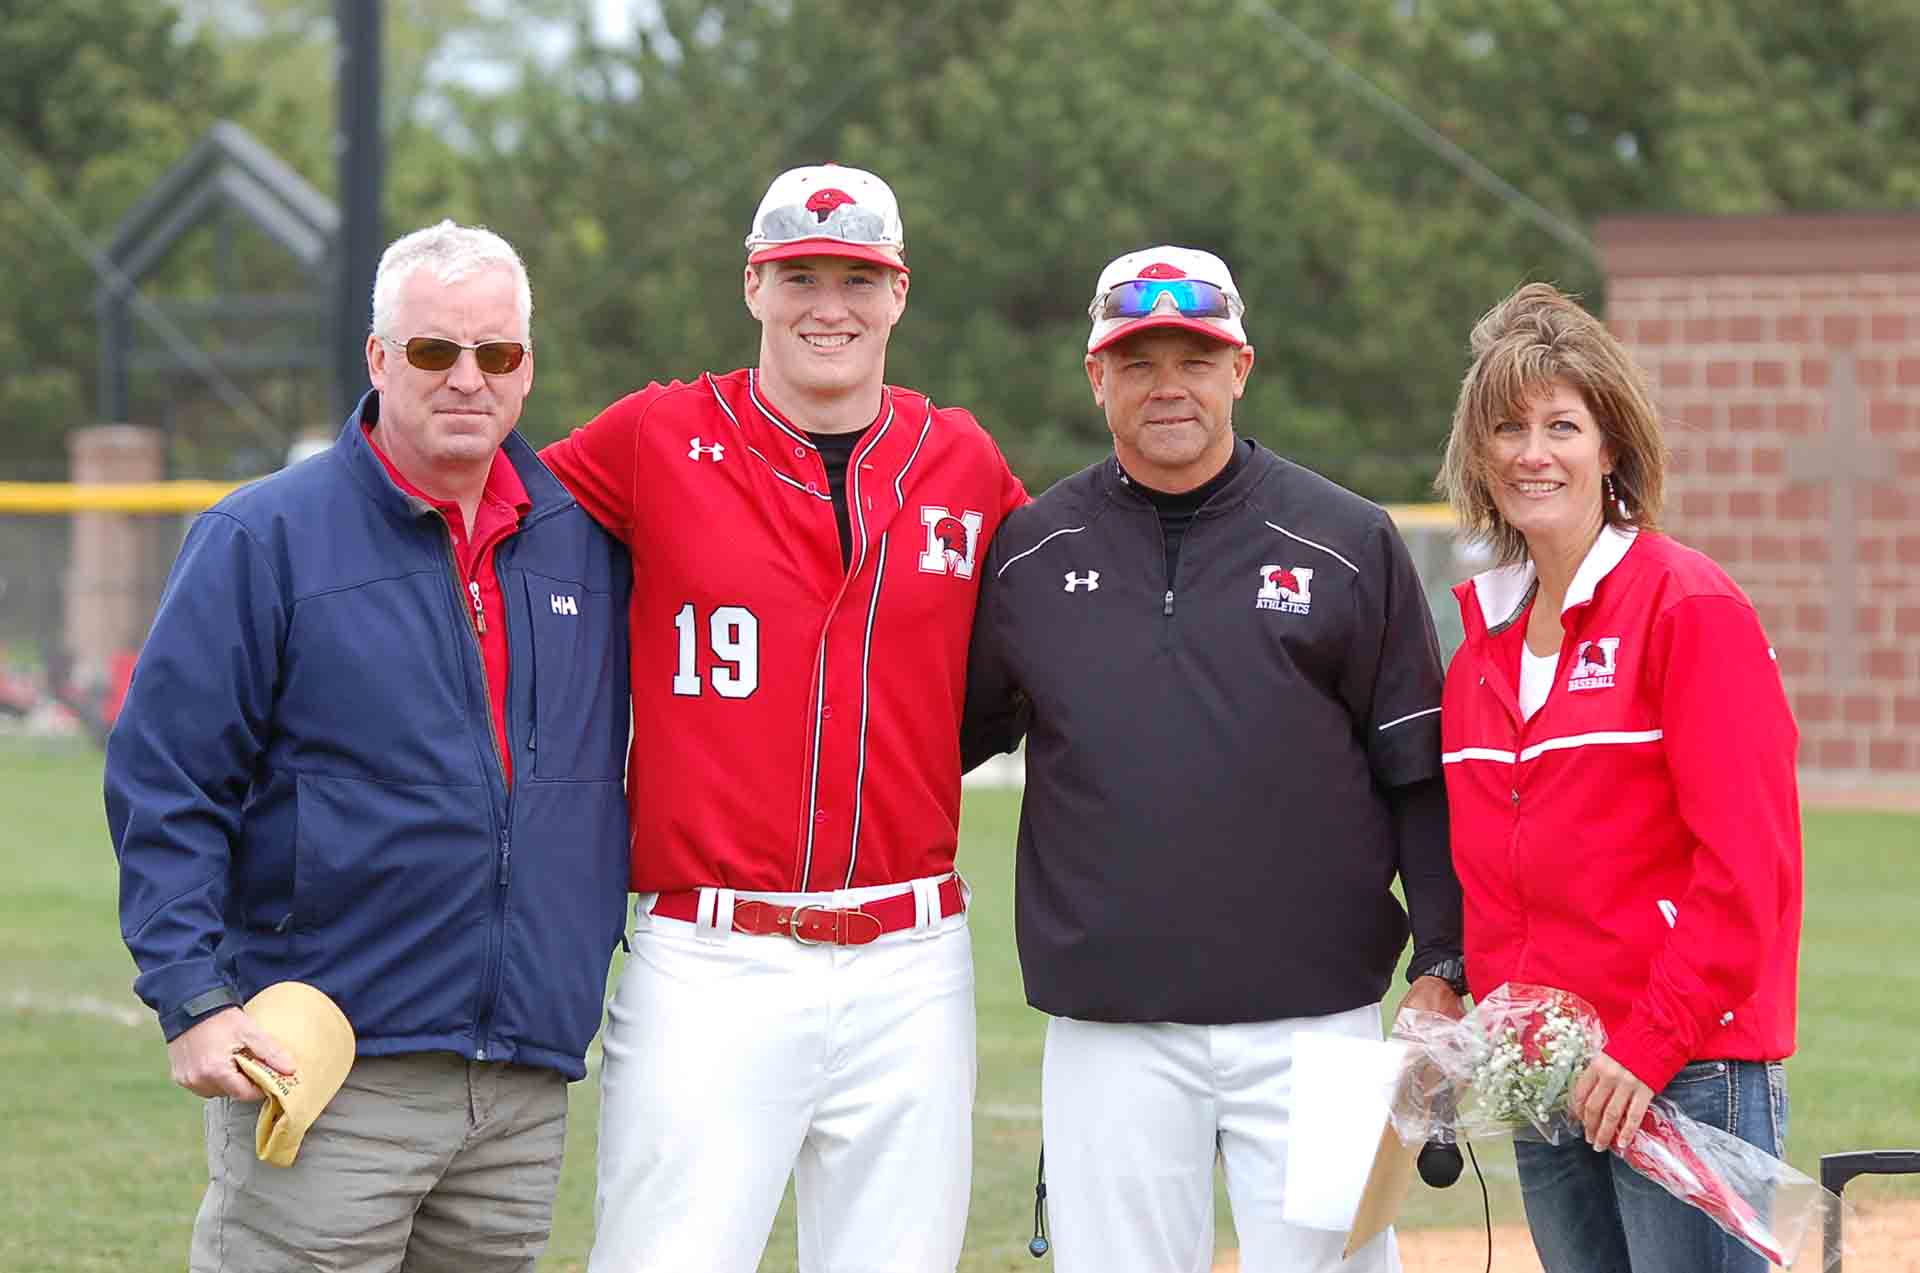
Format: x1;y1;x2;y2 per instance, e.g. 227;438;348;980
105;220;630;1271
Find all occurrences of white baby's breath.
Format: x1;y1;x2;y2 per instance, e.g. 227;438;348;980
1463;988;1605;1137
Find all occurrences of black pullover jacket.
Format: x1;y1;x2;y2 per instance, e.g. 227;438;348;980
964;441;1461;1024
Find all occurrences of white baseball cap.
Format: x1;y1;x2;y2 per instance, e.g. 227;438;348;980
1086;245;1247;354
745;163;908;273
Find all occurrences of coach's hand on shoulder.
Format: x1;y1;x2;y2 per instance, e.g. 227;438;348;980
167;1007;296;1100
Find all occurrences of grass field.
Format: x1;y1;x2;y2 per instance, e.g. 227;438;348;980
2;734;1914;1271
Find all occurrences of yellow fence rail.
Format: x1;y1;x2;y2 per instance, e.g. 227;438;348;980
0;480;259;514
1383;502;1456;530
0;479;1460;529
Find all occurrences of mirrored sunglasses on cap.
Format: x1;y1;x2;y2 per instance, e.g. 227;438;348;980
1089;278;1242;322
383;335;527;375
750;202;897;250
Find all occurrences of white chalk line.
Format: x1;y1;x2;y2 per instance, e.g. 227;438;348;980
5;988;146;1028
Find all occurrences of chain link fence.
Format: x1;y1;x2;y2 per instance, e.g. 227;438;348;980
0;505;188;742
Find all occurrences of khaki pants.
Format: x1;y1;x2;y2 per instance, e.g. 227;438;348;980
190;1052;567;1273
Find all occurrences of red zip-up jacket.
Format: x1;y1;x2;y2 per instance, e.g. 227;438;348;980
542;368;1027;893
1441;528;1802;1091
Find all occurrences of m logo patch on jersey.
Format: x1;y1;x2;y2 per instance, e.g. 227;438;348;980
688;437;725;462
1255;564;1314;614
1568;637;1620;691
917;506;983;578
1063;571;1100;593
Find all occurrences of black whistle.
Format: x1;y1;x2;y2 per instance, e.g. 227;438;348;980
1029;1146;1050;1258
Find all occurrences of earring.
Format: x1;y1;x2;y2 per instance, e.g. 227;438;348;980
1606;473;1630;521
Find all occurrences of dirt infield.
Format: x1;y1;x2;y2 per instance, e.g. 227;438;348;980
1212;1198;1920;1271
1800;779;1920;814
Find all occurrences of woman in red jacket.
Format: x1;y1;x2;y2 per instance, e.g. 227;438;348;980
1436;283;1803;1273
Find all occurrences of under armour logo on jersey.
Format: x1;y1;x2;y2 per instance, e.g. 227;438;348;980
688;438;725;462
550;594;578;616
1063;572;1100;593
1568;637;1620;691
917;506;984;578
1255;564;1313;614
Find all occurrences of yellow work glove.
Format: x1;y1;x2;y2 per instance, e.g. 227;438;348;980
230;981;356;1167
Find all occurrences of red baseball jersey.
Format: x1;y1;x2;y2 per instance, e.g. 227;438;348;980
542;368;1027;892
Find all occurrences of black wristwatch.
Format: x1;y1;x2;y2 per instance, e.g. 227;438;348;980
1412;956;1469;997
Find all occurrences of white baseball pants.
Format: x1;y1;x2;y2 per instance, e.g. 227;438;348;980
590;875;976;1273
1041;1002;1403;1273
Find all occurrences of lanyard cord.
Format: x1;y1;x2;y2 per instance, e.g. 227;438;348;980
1468;1142;1491;1273
1028;1144;1050;1257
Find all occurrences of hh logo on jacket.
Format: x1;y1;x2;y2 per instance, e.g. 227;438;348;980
1256;564;1313;614
918;506;983;578
1567;637;1620;691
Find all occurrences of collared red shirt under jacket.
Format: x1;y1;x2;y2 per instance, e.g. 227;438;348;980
1442;527;1803;1093
541;368;1029;894
366;426;529;784
964;443;1455;1025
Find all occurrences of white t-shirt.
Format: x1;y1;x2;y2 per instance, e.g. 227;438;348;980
1520;645;1557;721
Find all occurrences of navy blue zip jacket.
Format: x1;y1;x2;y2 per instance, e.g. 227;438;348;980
105;393;631;1079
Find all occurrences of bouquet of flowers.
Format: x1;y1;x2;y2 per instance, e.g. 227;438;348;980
1390;983;1828;1267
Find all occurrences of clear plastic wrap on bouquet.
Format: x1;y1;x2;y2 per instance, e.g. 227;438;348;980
1387;981;1839;1269
1390;983;1604;1146
1620;1097;1834;1267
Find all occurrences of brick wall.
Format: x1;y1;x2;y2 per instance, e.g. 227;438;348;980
1596;214;1920;779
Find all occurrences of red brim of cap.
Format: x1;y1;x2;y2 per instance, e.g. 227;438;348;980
1087;314;1244;355
747;239;909;273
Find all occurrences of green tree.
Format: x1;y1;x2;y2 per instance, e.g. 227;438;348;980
481;0;1603;495
184;0;582;224
0;0;242;477
16;0;1920;496
0;0;585;475
854;0;1597;494
473;0;1025;442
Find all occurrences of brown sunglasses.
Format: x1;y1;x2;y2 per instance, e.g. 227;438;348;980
383;335;528;375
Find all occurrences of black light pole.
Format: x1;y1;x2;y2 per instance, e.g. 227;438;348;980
334;0;383;420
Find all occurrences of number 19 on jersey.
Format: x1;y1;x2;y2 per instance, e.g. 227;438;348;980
672;603;760;698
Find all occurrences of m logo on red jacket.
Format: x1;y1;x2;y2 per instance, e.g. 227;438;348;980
1568;637;1620;690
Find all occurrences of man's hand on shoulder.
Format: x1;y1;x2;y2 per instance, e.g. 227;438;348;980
166;1006;296;1100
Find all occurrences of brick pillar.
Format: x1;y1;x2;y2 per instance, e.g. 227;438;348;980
65;425;166;686
1597;214;1920;781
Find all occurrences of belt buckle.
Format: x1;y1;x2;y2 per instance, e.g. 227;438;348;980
788;904;830;945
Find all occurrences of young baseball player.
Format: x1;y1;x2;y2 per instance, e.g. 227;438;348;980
541;164;1027;1273
963;246;1465;1273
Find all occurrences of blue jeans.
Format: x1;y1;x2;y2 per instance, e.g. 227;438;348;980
1513;1059;1789;1273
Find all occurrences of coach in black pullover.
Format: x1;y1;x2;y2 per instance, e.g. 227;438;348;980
961;245;1463;1271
